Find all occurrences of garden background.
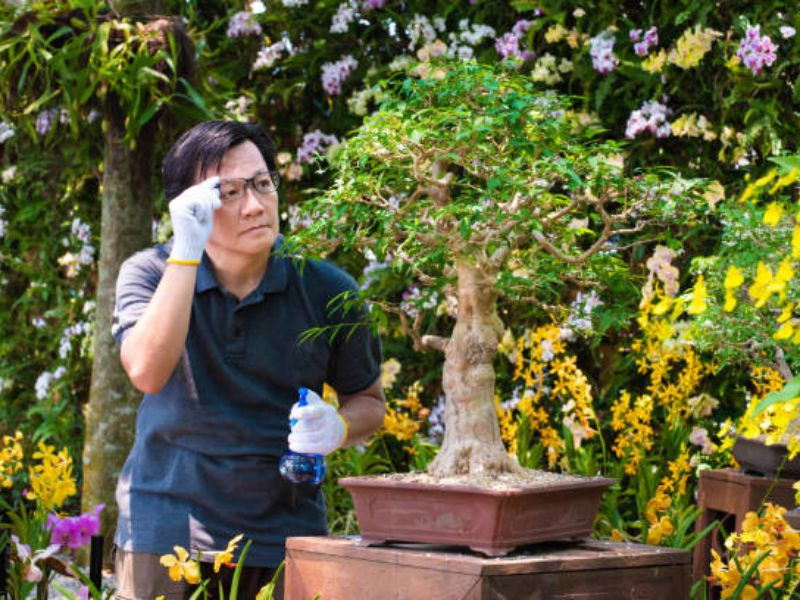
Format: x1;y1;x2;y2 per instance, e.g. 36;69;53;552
1;0;799;597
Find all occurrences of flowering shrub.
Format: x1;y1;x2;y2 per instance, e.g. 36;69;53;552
709;503;800;598
0;433;108;598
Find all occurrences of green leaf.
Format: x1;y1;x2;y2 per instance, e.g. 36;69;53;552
769;156;800;172
752;374;800;416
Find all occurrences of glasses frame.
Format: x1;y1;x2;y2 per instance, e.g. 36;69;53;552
217;169;280;206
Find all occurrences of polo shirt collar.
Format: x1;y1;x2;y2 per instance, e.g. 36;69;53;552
195;235;289;297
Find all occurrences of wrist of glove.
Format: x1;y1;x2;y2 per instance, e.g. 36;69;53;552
168;176;221;262
288;391;348;456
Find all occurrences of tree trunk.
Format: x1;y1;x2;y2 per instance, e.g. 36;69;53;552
428;258;522;477
81;105;157;564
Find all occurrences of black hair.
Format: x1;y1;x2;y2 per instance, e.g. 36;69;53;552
162;121;277;201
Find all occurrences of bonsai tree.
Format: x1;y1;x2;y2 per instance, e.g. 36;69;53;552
291;60;707;479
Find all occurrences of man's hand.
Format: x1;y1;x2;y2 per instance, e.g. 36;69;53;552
288;389;347;456
168;176;221;262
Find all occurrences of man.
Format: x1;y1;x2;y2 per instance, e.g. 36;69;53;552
111;121;385;599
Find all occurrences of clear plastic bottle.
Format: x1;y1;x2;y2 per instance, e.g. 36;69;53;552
279;388;327;484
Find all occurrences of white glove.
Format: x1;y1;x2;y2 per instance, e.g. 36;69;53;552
288;389;348;456
168;176;221;262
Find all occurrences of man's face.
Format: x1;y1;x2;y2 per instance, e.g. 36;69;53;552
205;140;279;260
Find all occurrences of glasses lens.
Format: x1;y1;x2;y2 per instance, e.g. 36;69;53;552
219;180;244;204
253;175;276;195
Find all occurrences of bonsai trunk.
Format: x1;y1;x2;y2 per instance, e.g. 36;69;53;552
428;258;523;477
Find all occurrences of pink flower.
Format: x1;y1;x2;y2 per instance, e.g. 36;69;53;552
226;11;262;38
589;29;619;74
625;99;671;139
737;25;777;75
296;130;339;164
512;19;533;38
362;0;387;9
49;504;104;549
321;55;358;95
495;32;521;60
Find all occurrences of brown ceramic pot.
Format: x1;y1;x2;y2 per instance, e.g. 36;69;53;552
339;474;614;557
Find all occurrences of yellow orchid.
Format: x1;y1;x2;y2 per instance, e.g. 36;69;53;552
213;533;244;573
641;49;667;73
667;26;720;69
27;442;77;511
159;546;201;584
380;358;401;389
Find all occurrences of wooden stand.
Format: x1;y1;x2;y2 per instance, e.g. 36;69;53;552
693;469;797;592
285;536;690;599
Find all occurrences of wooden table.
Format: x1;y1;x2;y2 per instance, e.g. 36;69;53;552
285;536;690;599
693;468;797;594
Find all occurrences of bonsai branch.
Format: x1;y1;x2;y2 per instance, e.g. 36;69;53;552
422;335;449;353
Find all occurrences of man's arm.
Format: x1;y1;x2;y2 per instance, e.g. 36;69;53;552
118;176;220;394
120;265;197;394
337;377;386;447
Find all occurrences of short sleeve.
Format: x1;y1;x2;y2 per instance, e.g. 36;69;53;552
111;247;167;343
322;279;382;395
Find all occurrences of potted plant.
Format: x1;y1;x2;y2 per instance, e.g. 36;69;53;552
289;60;707;556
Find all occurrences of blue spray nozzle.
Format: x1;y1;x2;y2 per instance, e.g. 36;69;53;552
290;387;310;427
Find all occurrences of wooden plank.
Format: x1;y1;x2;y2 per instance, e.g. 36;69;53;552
484;565;691;599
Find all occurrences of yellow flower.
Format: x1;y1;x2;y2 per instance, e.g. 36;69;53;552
778;303;794;324
0;431;24;489
667;26;720;69
768;168;799;194
687;274;708;315
774;322;794;340
793;223;800;259
702;181;725;209
213;533;244;573
382;405;420;441
763;202;784;227
544;24;568;44
160;546;201;584
380;358;401;389
724;265;744;289
646;516;674;545
749;260;793;308
724;290;737;312
651;294;673;316
641;48;666;73
27;442;77;511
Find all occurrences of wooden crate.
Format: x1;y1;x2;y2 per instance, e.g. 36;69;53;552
285;536;690;599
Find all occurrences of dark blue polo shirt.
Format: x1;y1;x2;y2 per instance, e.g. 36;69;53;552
111;236;381;566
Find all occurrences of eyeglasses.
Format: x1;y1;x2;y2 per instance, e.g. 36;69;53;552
217;170;280;206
